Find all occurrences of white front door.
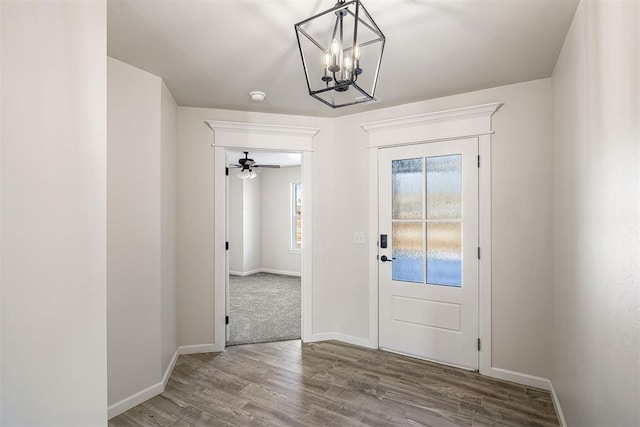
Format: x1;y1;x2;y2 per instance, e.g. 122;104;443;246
378;138;479;370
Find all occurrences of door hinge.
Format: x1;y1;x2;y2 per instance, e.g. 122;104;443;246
225;241;229;251
477;247;480;259
225;315;229;325
477;155;480;168
225;167;229;176
477;338;481;351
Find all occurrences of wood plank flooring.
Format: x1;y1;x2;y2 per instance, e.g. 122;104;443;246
109;340;559;427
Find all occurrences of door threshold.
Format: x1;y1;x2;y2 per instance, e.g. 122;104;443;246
379;346;478;372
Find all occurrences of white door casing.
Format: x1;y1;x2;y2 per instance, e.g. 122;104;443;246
206;121;319;350
378;138;479;370
362;102;502;376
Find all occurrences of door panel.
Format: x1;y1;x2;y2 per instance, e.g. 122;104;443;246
378;138;479;370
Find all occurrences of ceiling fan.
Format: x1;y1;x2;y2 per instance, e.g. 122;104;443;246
229;151;280;179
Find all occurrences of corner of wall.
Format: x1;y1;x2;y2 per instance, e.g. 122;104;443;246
549;1;640;425
0;1;4;419
160;77;179;378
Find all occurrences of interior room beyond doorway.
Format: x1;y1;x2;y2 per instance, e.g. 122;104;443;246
226;149;303;345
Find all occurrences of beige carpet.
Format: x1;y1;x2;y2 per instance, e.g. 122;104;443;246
227;272;301;345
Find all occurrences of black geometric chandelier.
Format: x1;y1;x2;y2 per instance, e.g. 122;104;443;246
294;0;385;108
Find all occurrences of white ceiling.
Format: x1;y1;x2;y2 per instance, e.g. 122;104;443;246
226;150;301;168
107;0;578;118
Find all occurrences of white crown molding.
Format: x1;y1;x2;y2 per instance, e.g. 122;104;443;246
205;120;319;137
360;102;503;133
205;121;319;152
360;102;503;148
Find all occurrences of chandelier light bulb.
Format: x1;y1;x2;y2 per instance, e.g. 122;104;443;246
329;39;340;72
322;52;333;81
344;56;353;70
330;39;340;55
343;56;353;80
322;52;331;67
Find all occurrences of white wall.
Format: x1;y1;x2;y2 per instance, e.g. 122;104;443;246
336;78;555;379
228;166;302;276
107;58;178;413
243;175;262;272
107;57;161;406
160;81;178;376
261;167;302;275
228;173;244;273
1;2;108;425
0;2;4;419
176;108;215;346
229;173;263;275
176;80;553;382
551;1;639;425
177;107;335;347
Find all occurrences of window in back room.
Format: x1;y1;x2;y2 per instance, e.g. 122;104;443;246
291;182;302;250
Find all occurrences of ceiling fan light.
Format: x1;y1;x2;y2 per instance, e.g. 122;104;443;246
249;170;257;179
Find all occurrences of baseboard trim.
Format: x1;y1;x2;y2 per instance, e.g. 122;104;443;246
178;343;223;354
308;332;376;349
230;268;301;277
107;380;164;419
108;343;224;419
229;269;261;277
162;348;180;389
259;268;301;277
490;367;551;391
550;381;567;427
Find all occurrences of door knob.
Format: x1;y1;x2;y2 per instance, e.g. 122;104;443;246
380;255;396;262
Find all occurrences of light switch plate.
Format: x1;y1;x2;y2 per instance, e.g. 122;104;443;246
353;232;365;245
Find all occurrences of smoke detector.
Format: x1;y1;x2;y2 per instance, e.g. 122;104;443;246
249;91;266;102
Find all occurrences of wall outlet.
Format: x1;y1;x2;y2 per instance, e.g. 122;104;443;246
353;232;365;245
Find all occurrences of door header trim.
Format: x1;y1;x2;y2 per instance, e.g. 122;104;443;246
360;103;503;148
205;120;319;152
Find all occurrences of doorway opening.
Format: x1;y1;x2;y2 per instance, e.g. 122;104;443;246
225;149;303;346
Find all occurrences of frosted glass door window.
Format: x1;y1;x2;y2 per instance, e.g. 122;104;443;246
426;222;462;286
392;222;424;283
391;154;463;287
426;155;462;219
426;155;462;287
391;158;425;283
392;159;423;220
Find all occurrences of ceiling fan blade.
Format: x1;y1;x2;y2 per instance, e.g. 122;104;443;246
228;164;242;168
252;165;280;168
